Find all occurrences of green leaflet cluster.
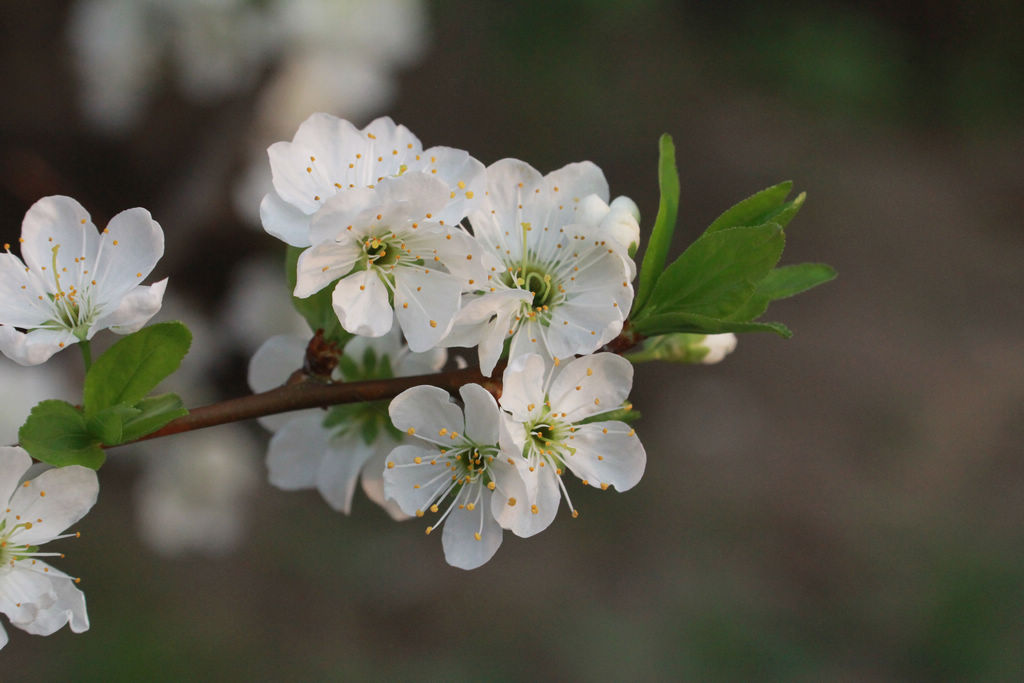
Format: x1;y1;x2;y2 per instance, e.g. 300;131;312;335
629;135;836;345
18;322;192;469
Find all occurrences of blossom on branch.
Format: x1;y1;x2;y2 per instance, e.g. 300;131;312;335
0;447;98;650
0;196;166;366
293;172;476;349
384;384;522;570
496;353;646;537
443;159;636;375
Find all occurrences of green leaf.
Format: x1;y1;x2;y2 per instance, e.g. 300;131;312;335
631;312;792;338
18;400;105;469
705;182;799;234
120;394;188;443
726;262;838;322
285;246;352;346
756;262;837;300
641;223;785;320
633;134;680;316
86;410;125;445
83;322;192;418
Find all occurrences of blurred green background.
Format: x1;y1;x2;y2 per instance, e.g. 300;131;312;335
1;0;1023;679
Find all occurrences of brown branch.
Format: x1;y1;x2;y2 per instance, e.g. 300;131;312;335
127;325;645;447
133;365;502;444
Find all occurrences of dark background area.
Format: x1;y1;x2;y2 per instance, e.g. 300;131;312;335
1;1;1022;679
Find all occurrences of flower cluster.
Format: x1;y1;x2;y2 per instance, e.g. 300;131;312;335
261;114;648;568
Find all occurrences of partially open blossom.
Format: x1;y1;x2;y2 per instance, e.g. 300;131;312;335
0;447;97;650
0;196;166;366
384;384;522;570
443;159;635;375
496;353;646;538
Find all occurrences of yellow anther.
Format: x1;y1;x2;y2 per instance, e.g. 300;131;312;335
413;457;422;464
507;497;517;506
530;504;539;514
487;481;496;490
387;462;395;469
474;532;482;541
466;503;475;511
407;427;415;435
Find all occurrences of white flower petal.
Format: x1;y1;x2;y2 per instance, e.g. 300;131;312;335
564;422;646;491
90;207;164;310
459;383;499;445
91;278;167;335
381;444;443;516
307;186;378;245
0;447;32;507
389;385;465;440
394;268;461;352
0;253;51;328
499;353;546;422
5;465;98;546
0;326;78;366
14;575;88;637
260;191;313;247
442;485;502;570
316;433;375;514
548;353;633;422
545;161;609;204
19;196;97;280
293;242;360;298
492;457;559;538
332;270;393;338
267;139;331;214
412;146;486;227
360;447;410;521
266;413;329;490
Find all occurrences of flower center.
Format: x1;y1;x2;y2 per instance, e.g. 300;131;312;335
361;233;406;270
524;409;574;461
501;265;561;309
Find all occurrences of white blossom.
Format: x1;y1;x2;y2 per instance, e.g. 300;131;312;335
261;113;484;248
0;447;97;649
496;353;646;537
443;159;635;375
384;384;522;570
0;196;166;366
249;327;445;519
292;172;479;350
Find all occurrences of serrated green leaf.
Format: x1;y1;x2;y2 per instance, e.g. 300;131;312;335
726;262;838;322
640;223;785;321
120;394;188;443
18;400;105;469
756;262;837;300
705;182;795;234
83;322;192;418
633;134;680;316
285;246;352;346
631;312;792;338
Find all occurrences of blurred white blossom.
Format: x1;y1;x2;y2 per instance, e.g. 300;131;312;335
134;427;259;558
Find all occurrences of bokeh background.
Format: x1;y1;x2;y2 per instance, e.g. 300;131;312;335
2;1;1023;679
